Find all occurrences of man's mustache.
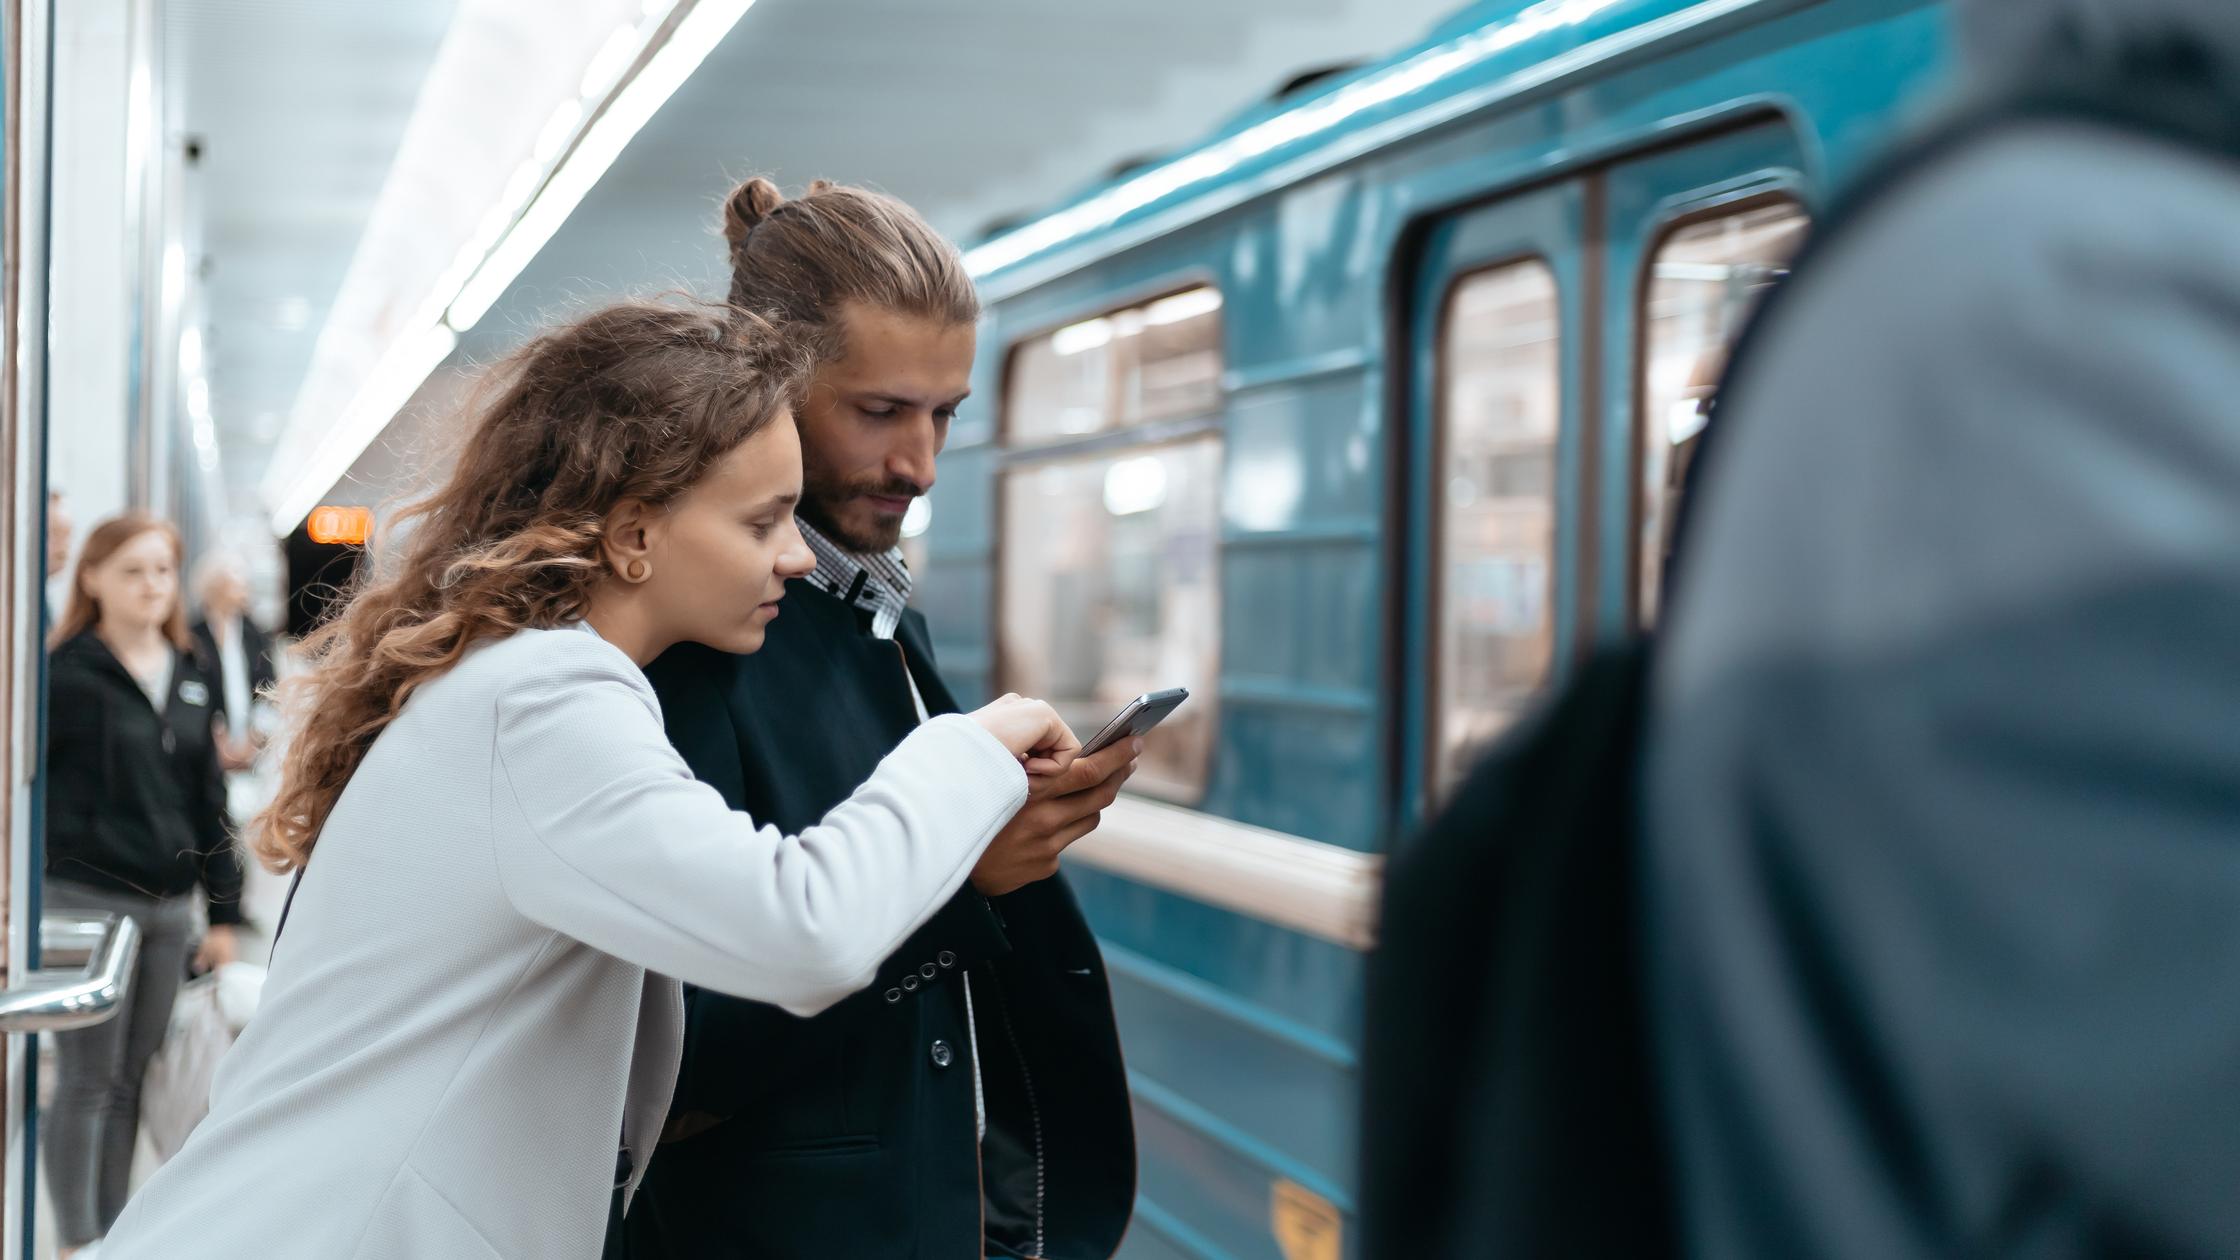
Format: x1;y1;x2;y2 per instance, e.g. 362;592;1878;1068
841;478;925;501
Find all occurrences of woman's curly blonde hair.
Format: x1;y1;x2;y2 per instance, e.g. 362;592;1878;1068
254;301;810;872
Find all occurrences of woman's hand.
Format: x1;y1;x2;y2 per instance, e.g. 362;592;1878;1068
967;694;1081;776
194;925;238;974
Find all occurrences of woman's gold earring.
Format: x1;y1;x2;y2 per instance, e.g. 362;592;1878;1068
625;559;650;584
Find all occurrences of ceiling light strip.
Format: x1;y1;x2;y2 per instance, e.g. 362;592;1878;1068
267;0;757;536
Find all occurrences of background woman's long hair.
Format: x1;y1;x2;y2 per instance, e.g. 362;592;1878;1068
50;513;191;650
253;302;808;873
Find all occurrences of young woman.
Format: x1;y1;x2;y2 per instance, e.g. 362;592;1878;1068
45;513;244;1256
96;302;1075;1260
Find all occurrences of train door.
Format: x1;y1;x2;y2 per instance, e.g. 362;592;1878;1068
1594;119;1814;633
1400;181;1591;824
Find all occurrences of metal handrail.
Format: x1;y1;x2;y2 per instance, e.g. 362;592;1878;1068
0;912;142;1033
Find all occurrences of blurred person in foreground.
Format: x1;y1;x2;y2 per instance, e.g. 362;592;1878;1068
1648;0;2240;1254
93;302;1081;1260
190;551;276;773
1364;0;2240;1256
45;514;245;1256
615;178;1135;1260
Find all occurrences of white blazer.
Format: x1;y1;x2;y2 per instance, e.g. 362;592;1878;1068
100;624;1027;1260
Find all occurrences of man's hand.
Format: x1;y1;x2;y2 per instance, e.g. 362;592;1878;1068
193;925;238;974
213;715;263;773
971;738;1140;897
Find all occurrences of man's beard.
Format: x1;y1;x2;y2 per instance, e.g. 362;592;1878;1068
799;461;922;554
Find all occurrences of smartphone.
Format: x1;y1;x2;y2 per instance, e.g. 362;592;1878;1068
1079;688;1189;756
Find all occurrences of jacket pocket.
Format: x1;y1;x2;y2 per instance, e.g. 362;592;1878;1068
681;990;867;1143
353;1164;508;1260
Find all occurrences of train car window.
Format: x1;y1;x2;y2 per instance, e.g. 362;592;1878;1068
998;440;1222;801
1638;200;1809;624
1434;260;1561;795
999;285;1226;803
1006;285;1224;440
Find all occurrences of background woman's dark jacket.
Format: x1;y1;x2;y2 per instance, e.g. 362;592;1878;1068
46;631;245;923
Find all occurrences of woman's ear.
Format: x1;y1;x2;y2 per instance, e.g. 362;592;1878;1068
602;498;659;585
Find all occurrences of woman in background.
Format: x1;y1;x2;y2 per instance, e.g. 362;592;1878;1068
46;513;245;1257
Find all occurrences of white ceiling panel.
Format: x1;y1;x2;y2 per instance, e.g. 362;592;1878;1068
167;0;1464;518
166;0;461;496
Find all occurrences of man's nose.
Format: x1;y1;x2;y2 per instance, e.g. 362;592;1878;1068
887;415;940;491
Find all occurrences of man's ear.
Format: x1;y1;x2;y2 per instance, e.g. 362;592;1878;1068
602;498;659;584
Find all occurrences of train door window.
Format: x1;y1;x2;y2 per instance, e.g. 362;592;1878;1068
1638;200;1808;623
999;288;1225;801
1433;260;1561;794
1006;285;1224;440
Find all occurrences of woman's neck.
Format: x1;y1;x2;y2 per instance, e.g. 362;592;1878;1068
581;591;668;667
97;620;168;661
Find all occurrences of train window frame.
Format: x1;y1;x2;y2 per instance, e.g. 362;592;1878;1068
1425;251;1566;803
997;281;1228;449
1629;190;1809;628
992;281;1228;806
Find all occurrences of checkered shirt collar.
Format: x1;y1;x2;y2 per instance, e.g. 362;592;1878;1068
797;517;914;640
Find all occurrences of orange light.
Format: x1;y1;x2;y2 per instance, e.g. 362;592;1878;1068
306;506;371;546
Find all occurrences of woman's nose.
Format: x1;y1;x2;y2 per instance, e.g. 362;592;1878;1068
775;523;816;579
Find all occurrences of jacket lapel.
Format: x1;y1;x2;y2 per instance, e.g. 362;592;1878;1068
779;578;924;738
895;612;961;718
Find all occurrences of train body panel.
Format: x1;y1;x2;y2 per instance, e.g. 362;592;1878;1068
934;1;1955;1252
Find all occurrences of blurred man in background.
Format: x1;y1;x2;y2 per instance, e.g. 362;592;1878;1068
191;552;275;774
1647;0;2240;1254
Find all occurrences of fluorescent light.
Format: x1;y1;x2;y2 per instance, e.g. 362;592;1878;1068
447;0;755;332
162;241;188;309
498;158;544;217
177;326;204;378
532;98;586;165
268;0;751;533
901;497;932;539
578;22;641;99
267;322;458;536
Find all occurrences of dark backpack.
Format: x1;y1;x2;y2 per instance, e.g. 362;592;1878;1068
1359;69;2240;1260
1361;644;1666;1258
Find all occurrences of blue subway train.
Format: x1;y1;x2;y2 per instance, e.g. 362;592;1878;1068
919;0;1952;1255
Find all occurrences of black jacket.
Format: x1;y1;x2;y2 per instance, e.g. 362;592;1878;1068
45;631;245;923
1361;646;1670;1258
616;579;1135;1260
190;613;277;733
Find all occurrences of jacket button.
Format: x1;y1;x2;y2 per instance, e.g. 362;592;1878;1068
937;951;957;968
883;988;902;1004
901;975;920;992
919;963;938;980
929;1039;954;1069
